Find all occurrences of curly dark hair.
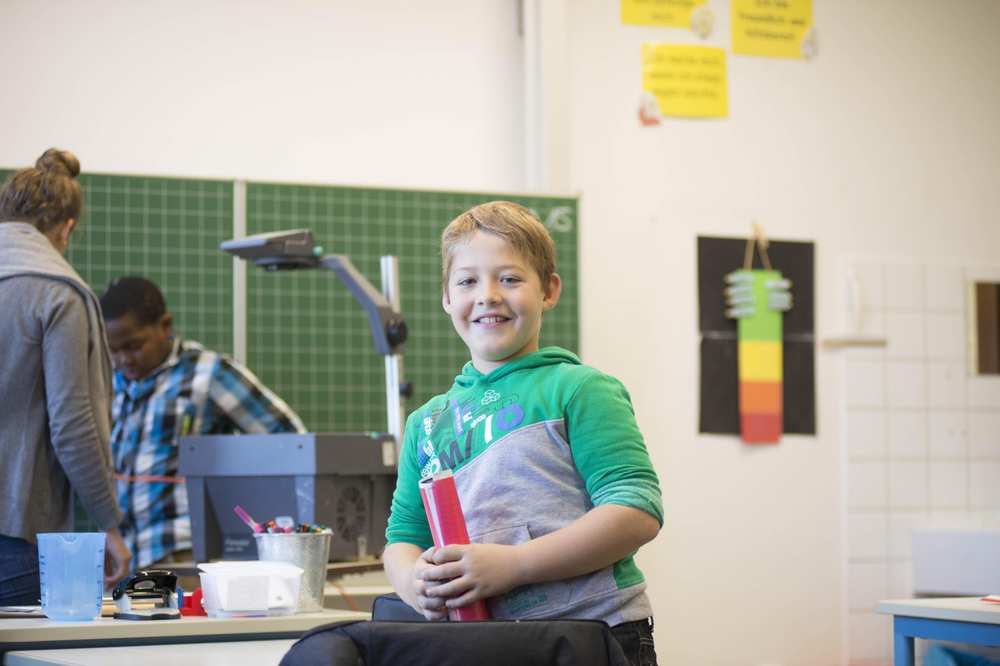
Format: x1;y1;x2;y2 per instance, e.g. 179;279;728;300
99;276;167;325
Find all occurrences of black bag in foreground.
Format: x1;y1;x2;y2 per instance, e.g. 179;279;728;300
279;618;630;666
370;593;425;622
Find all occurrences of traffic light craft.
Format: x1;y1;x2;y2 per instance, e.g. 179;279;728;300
725;232;793;443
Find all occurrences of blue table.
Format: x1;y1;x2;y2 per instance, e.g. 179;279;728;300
877;598;1000;665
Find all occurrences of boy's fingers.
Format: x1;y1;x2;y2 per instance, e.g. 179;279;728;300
417;579;448;601
431;545;466;563
417;593;446;610
419;546;437;561
426;576;472;599
422;608;448;622
422;562;464;582
445;589;481;610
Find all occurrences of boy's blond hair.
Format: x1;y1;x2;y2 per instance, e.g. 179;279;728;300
441;201;556;288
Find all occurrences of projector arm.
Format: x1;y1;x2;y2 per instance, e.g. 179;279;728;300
319;255;406;355
220;229;407;355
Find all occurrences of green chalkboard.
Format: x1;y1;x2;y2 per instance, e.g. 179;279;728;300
245;183;579;433
0;169;234;353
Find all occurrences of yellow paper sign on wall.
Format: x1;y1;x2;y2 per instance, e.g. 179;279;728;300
621;0;705;28
732;0;813;59
641;44;727;118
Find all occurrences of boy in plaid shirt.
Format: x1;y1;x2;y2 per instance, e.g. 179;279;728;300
100;276;305;569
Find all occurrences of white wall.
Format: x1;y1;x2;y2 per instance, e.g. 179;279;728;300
4;2;1000;664
0;1;524;189
843;258;1000;665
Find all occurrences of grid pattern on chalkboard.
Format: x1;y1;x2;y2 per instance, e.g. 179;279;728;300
0;168;234;352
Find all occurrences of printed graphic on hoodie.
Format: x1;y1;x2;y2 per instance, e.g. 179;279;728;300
418;389;526;479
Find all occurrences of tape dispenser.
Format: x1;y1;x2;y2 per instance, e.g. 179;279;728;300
112;569;182;620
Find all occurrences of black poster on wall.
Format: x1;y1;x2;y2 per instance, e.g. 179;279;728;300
697;236;816;436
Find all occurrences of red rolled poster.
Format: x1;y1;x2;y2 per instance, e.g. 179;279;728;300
419;470;490;621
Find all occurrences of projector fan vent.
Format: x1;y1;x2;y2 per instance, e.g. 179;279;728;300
335;484;368;543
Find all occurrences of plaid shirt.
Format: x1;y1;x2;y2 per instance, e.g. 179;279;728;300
111;337;305;569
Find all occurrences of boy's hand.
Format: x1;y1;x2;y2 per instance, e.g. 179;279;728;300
411;547;449;621
420;543;521;610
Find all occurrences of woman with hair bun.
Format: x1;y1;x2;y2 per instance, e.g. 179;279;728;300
0;148;131;604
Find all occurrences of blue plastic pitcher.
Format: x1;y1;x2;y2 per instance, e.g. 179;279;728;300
37;533;105;621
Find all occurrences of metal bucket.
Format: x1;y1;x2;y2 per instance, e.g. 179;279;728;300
254;533;333;612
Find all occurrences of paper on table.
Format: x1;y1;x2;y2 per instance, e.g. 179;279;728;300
419;470;490;621
0;605;45;618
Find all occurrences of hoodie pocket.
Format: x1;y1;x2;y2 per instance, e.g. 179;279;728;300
470;523;530;546
469;523;572;618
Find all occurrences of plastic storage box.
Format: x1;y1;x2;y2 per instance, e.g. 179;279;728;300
198;561;303;617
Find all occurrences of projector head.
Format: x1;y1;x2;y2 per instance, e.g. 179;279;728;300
220;229;323;270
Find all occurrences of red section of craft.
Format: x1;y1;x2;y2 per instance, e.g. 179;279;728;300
419;471;491;621
740;412;782;444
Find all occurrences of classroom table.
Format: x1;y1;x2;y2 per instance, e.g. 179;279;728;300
0;609;368;662
324;581;394;612
4;639;297;666
877;597;1000;665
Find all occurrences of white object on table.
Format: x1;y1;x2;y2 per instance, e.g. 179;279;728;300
912;528;1000;595
198;561;303;616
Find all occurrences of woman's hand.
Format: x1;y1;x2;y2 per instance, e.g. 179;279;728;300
103;528;132;586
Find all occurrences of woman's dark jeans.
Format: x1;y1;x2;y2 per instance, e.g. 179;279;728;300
611;617;659;666
0;535;40;605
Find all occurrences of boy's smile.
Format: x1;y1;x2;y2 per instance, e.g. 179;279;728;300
443;231;561;374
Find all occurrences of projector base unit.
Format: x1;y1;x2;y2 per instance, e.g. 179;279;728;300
179;432;397;563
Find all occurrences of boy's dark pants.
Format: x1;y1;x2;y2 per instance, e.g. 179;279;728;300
611;617;659;666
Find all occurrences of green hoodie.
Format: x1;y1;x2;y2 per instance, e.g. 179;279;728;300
386;347;662;624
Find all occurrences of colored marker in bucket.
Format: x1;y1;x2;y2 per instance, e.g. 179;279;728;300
233;505;331;534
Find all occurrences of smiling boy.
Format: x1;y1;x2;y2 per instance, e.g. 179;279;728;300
383;202;663;665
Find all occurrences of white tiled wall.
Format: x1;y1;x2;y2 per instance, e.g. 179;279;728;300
842;260;1000;666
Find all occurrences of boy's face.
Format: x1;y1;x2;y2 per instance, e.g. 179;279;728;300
443;231;561;374
105;312;174;382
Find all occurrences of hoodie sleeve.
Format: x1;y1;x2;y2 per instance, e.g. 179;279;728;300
385;409;434;548
564;371;663;525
